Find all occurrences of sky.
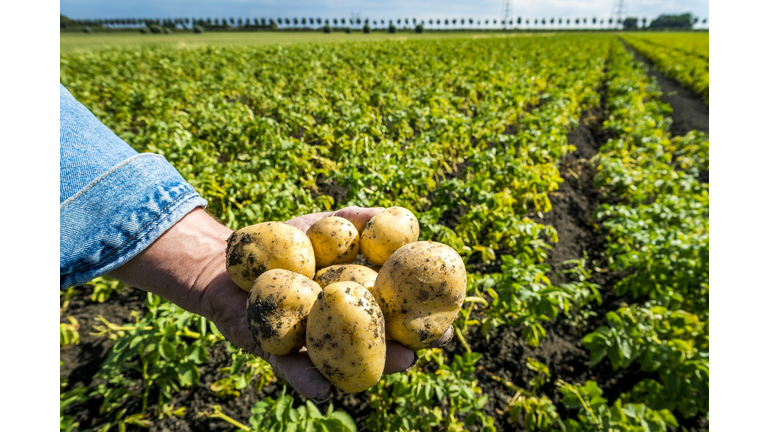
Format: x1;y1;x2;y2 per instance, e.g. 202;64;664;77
60;0;710;24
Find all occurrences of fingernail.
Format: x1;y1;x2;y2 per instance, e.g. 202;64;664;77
311;395;331;404
403;352;420;373
437;326;455;347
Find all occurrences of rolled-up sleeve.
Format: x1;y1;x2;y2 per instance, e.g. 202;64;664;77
60;84;207;289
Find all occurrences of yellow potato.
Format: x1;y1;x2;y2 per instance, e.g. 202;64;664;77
246;269;322;356
314;264;378;290
306;281;386;393
360;207;420;266
225;222;315;291
371;241;466;350
306;217;360;269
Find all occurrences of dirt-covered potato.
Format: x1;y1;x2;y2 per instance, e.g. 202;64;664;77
306;217;360;269
314;264;378;290
226;222;316;291
246;269;322;356
371;241;466;350
306;281;387;393
360;207;420;266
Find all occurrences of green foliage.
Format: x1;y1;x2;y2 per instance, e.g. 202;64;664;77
193;25;204;34
244;388;356;432
210;344;276;398
468;255;602;348
582;302;708;416
60;386;88;431
367;350;495;431
88;276;124;303
503;359;562;430
648;14;694;30
416;24;425;33
59;34;708;430
363;24;371;33
388;23;397;33
622;34;709;103
89;293;222;420
583;41;709;420
622;18;638;30
60;316;80;347
558;380;679;432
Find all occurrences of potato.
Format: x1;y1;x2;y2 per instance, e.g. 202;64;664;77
371;241;466;350
315;264;378;290
306;217;360;269
306;281;386;393
360;207;420;266
226;222;315;291
246;269;322;356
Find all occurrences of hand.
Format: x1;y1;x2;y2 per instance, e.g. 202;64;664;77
109;206;454;402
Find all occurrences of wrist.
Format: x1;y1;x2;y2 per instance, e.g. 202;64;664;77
109;208;233;316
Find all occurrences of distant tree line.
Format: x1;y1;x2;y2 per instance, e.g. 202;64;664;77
61;13;707;34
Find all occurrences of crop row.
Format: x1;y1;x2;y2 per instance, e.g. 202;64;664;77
622;33;708;60
620;34;709;104
584;40;709;422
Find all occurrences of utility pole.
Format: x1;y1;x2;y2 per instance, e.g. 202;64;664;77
503;0;511;29
612;0;627;28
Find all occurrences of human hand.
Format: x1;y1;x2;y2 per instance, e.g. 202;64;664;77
110;206;453;402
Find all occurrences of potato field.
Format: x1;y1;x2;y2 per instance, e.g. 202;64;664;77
60;33;709;432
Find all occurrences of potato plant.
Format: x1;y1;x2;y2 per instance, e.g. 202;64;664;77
210;345;276;399
621;33;709;103
60;33;708;431
89;293;222;424
367;351;494;432
582;42;709;420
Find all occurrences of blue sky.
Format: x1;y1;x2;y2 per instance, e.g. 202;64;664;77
60;0;710;24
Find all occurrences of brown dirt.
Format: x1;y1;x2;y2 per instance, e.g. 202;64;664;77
313;173;350;208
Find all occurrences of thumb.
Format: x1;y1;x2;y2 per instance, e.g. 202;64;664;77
265;349;332;402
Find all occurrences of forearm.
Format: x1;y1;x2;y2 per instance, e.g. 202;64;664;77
59;84;208;288
108;208;231;316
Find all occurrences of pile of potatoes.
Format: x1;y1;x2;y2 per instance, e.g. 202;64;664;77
225;207;466;393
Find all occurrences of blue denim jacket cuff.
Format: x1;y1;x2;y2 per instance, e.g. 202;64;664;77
60;153;208;289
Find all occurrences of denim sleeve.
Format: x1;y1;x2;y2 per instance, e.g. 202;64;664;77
60;84;208;289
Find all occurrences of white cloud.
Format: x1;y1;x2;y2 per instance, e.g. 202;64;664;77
61;0;709;22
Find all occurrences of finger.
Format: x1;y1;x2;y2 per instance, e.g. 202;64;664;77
284;212;333;233
331;206;385;234
383;340;417;374
268;351;332;402
429;325;455;348
199;272;259;352
284;206;385;234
